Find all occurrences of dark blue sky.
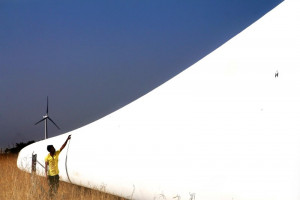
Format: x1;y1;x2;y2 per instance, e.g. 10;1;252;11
0;0;282;148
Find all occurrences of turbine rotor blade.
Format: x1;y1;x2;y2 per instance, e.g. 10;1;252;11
48;117;60;130
35;118;46;125
46;96;49;115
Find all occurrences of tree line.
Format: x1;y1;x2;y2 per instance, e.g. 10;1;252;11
2;141;35;154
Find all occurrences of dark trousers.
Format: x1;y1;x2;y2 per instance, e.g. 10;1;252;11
48;175;59;197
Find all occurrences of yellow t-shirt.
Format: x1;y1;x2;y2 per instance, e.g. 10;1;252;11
45;150;61;176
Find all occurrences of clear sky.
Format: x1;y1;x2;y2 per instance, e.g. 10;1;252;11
0;0;282;148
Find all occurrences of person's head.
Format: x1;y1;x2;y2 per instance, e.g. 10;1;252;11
47;145;55;154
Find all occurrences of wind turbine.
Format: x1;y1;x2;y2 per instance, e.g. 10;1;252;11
35;96;60;139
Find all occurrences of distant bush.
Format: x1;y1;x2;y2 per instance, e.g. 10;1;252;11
4;141;35;154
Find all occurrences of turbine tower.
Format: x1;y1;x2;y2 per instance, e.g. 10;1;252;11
35;96;60;139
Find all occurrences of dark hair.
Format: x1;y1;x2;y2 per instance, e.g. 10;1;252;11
47;145;54;152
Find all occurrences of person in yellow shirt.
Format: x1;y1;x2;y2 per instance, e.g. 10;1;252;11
45;135;71;197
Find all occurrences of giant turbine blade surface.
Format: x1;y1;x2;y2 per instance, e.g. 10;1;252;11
18;0;300;199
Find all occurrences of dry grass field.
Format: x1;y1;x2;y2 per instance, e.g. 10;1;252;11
0;154;126;200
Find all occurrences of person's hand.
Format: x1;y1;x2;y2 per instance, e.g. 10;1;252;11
68;135;71;140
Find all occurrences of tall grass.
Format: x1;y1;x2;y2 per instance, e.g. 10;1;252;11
0;154;126;200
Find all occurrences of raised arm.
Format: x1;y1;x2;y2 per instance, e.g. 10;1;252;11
60;135;71;152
